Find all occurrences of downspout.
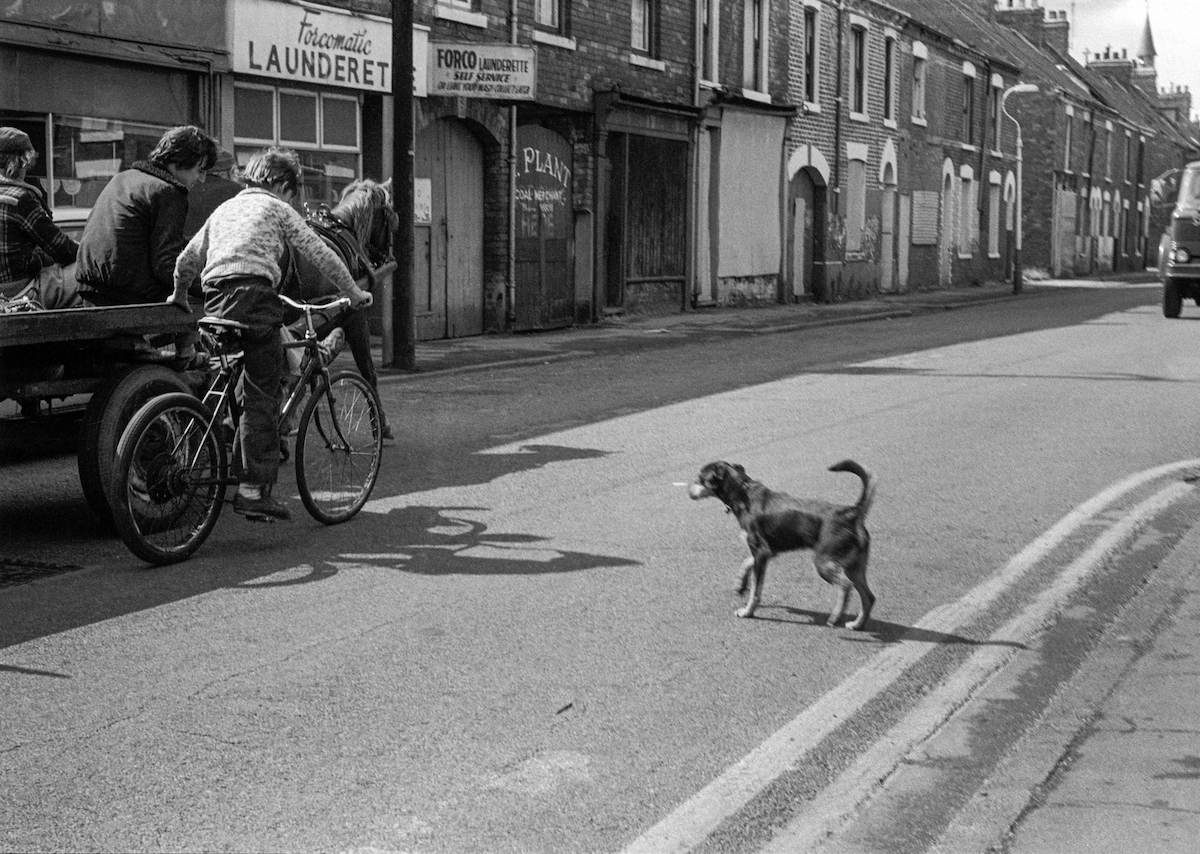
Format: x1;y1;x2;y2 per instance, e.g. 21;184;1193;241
688;0;704;308
833;0;845;215
506;0;519;328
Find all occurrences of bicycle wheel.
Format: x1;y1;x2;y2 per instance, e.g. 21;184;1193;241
295;370;383;524
110;393;228;565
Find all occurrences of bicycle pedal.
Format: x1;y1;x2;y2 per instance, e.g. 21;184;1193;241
242;513;277;524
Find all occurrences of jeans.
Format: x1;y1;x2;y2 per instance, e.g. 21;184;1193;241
204;279;284;488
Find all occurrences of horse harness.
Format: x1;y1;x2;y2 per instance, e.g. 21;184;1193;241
305;204;379;284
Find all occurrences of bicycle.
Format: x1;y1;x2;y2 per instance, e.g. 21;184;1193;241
107;293;385;565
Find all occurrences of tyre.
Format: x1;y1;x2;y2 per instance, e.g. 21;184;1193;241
1163;279;1183;318
109;393;227;565
79;364;191;528
295;370;383;525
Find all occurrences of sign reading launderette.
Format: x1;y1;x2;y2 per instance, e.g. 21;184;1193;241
428;42;536;100
234;0;398;93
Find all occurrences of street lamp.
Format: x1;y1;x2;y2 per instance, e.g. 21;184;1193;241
1001;83;1039;294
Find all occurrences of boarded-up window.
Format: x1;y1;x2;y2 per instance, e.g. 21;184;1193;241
911;190;939;245
846;157;867;252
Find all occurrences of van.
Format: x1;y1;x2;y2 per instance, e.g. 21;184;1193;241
1159;160;1200;317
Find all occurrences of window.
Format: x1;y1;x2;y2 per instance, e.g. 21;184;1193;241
234;83;361;206
850;25;867;117
1124;131;1132;183
912;43;927;123
743;0;768;92
1063;108;1073;171
883;34;897;123
1104;123;1113;179
962;66;976;145
991;78;1003;151
535;0;561;31
700;0;715;81
632;0;657;55
803;5;818;105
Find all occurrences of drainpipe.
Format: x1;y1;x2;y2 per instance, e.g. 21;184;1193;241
833;0;845;215
689;0;704;307
506;0;519;328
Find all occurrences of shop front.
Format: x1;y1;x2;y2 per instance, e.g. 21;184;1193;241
228;0;394;207
0;0;226;212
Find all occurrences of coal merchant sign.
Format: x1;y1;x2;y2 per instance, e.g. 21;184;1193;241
428;43;536;100
233;0;394;92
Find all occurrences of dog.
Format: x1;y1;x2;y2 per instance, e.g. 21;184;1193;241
689;460;876;630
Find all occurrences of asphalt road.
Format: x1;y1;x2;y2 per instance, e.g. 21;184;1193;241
2;280;1195;853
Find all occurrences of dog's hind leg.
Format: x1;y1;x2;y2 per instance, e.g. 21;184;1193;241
845;578;876;631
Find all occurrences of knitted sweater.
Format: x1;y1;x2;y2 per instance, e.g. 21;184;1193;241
174;188;365;302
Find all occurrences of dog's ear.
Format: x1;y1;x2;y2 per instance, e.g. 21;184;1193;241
733;464;746;476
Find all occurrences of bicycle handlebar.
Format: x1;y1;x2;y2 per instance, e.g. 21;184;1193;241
278;293;353;313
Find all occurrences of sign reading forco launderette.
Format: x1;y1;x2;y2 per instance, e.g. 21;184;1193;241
428;43;536;100
233;0;394;93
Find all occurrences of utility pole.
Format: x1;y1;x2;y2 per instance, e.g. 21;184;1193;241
391;0;416;369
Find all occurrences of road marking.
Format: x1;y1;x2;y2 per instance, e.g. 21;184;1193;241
762;479;1194;853
621;460;1200;854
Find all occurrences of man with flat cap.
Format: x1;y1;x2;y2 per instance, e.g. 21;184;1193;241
0;127;81;308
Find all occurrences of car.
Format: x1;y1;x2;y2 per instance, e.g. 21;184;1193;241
1159;160;1200;317
52;206;91;241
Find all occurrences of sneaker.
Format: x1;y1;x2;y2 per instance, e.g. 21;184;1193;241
318;327;345;366
233;490;291;521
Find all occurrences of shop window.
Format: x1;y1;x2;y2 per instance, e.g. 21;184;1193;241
51;116;170;209
280;91;318;146
234;83;361;206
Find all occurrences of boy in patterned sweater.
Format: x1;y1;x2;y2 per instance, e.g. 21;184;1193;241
170;147;372;521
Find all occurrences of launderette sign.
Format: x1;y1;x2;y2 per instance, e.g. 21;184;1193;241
428;42;536;100
234;0;395;93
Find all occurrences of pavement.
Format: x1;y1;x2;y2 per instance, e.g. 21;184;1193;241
378;278;1053;380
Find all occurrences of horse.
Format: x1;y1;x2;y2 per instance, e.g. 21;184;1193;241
280;177;397;431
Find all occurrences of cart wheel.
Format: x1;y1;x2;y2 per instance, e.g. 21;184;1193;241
79;364;191;529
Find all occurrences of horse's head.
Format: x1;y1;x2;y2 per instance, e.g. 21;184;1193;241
336;177;398;268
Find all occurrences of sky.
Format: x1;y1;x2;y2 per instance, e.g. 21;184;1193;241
1066;0;1200;121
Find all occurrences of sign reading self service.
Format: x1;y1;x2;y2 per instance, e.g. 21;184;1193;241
428;42;536;100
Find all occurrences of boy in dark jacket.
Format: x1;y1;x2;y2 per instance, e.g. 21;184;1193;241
76;125;217;307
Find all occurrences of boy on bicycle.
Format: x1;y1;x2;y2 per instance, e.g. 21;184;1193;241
169;147;372;521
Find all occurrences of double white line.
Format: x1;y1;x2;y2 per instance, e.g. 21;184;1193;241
623;460;1200;854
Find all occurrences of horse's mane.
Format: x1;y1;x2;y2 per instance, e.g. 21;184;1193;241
331;178;394;247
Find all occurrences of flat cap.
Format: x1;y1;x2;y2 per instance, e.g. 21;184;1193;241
0;127;34;155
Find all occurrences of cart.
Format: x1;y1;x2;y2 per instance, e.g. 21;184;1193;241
0;303;207;527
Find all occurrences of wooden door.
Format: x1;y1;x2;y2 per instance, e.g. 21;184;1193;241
414;119;484;340
880;188;896;292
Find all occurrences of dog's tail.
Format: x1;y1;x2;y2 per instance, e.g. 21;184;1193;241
829;459;876;522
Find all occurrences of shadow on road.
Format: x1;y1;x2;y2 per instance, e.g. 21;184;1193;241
754;606;1026;650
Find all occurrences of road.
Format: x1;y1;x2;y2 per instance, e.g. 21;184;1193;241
2;279;1197;852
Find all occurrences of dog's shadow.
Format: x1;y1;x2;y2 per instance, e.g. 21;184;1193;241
756;606;1026;649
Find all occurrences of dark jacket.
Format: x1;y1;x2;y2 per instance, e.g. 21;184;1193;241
76;162;189;305
184;175;243;240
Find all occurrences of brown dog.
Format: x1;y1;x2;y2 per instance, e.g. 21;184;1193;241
689;460;876;630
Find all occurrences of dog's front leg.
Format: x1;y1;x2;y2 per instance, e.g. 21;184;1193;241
826;582;852;626
737;554;767;618
736;555;754;594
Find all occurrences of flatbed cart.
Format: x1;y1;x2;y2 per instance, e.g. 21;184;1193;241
0;303;207;527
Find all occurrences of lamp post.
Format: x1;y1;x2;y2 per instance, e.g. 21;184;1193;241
1001;83;1039;294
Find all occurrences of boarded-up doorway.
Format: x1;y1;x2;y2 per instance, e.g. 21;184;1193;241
514;125;574;330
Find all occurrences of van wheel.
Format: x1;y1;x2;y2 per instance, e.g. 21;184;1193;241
1164;280;1183;318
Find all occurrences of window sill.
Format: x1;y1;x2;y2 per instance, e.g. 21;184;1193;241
533;30;576;51
990;149;1003;158
435;4;488;28
884;117;897;129
988;252;1001;259
741;88;772;104
629;53;665;72
803;101;822;114
961;143;980;153
911;115;928;127
849;111;870;124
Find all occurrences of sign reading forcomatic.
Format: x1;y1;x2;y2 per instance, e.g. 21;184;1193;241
428;42;536;100
233;0;401;93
